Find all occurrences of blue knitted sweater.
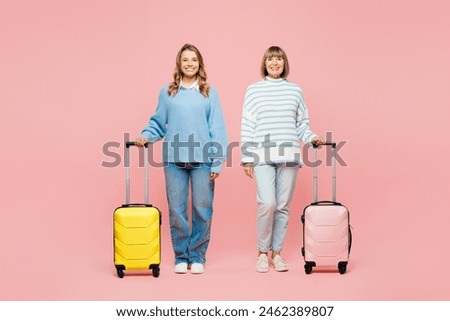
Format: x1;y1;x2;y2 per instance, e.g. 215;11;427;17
141;84;228;173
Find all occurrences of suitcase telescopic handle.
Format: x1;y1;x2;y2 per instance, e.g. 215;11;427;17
125;141;149;205
312;141;337;203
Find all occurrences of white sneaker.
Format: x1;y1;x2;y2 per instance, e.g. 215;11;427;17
174;262;188;274
256;254;269;273
190;263;204;274
272;255;289;272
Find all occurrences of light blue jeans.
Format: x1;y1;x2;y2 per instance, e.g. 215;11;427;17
254;163;300;252
164;162;214;265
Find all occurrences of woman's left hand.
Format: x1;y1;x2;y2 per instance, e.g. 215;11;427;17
210;172;220;180
311;136;326;146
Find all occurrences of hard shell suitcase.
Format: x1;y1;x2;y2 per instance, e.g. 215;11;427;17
113;141;161;278
301;142;352;274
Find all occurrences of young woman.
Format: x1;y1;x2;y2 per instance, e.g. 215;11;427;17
241;46;325;273
135;43;227;274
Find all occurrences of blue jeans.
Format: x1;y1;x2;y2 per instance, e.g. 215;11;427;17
253;163;300;252
164;162;214;265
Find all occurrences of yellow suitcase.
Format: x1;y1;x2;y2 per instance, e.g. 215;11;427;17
113;142;161;278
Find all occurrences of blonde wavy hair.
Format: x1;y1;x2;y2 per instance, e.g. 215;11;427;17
167;43;210;97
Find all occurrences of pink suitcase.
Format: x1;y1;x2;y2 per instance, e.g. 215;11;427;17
301;142;352;274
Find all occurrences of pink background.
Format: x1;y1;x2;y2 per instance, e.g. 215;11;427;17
1;0;450;300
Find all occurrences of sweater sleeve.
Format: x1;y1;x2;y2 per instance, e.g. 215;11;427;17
140;88;168;143
240;86;257;164
296;90;317;144
207;87;228;173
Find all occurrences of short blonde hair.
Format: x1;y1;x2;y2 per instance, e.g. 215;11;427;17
260;46;290;79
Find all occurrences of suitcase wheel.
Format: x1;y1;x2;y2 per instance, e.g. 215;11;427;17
304;264;313;274
151;266;160;278
116;266;125;278
338;262;347;275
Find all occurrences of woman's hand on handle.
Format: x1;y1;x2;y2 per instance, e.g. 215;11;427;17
134;137;148;147
311;136;326;146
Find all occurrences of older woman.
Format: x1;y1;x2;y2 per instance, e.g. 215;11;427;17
241;46;325;272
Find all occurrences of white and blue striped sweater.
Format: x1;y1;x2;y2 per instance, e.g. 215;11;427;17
240;77;316;165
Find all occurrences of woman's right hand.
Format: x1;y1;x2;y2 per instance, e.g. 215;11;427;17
134;137;148;147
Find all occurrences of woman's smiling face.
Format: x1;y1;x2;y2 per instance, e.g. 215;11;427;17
265;55;284;79
180;50;199;80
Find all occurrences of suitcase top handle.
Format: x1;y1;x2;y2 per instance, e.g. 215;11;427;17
310;200;342;206
126;141;149;148
312;141;336;149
